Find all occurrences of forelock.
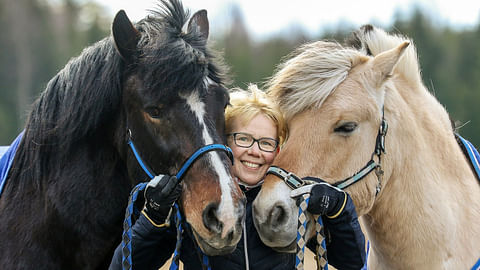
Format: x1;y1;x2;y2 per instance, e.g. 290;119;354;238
134;1;227;94
267;41;365;121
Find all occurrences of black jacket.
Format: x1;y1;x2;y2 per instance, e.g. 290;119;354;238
109;186;365;270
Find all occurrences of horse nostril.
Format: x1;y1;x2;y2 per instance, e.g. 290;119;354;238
202;202;222;234
269;204;287;227
226;230;234;242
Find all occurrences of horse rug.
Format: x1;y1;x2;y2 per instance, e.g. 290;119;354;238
0;131;24;197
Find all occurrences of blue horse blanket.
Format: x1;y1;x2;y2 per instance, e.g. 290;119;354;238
457;134;480;181
0;131;24;197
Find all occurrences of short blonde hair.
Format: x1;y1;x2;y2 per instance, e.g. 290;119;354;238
225;84;287;146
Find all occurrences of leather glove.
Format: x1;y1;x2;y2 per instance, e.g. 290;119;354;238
143;174;182;226
290;177;347;218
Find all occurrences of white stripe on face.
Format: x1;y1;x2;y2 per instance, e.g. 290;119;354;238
182;91;237;231
203;77;216;89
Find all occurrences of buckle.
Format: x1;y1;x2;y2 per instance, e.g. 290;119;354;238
267;166;305;190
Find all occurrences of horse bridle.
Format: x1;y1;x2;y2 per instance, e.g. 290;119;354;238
126;128;234;180
122;128;234;270
267;108;388;193
266;109;388;270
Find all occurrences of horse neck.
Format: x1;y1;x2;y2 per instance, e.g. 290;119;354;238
363;87;480;268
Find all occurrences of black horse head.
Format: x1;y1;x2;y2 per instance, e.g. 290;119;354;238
0;0;245;268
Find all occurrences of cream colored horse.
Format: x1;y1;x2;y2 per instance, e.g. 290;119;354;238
252;25;480;269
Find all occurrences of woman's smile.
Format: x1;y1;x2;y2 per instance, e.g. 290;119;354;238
241;160;261;169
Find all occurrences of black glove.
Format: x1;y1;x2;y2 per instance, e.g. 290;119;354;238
291;178;347;218
143;174;182;226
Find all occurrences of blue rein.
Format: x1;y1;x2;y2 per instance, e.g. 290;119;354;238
122;137;233;270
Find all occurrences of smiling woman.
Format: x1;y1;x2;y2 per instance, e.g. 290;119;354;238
225;85;286;187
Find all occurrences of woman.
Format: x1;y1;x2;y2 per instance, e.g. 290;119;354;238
110;85;365;269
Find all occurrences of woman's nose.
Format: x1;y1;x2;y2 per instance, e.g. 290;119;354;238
247;142;261;155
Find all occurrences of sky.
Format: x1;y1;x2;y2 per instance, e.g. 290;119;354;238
92;0;480;40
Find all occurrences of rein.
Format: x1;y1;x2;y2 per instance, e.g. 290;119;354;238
266;110;388;270
122;130;233;270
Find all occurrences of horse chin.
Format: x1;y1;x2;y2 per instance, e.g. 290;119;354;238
272;241;297;253
255;226;297;252
191;228;239;256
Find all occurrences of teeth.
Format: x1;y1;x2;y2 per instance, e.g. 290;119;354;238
242;161;260;168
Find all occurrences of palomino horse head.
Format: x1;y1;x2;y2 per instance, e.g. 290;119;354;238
254;25;480;269
113;1;244;255
252;29;408;252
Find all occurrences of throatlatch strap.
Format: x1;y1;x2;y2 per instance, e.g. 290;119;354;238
296;194;328;270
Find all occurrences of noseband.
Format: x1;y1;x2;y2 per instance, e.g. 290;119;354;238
126;128;234;180
122;129;233;270
266;110;388;270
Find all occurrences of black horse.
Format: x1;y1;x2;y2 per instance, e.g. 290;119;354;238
0;0;245;269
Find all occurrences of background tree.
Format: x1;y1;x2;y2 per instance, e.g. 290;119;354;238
1;1;479;146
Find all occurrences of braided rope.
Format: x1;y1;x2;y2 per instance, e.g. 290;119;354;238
169;203;211;270
296;194;328;270
122;182;148;270
169;203;183;270
315;217;328;270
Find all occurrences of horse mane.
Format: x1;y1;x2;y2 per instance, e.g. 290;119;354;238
267;41;365;122
268;25;423;123
9;0;228;191
9;37;124;193
346;24;422;87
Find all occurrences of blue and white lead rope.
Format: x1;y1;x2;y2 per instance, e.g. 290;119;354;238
121;182;148;270
296;193;328;270
121;183;210;270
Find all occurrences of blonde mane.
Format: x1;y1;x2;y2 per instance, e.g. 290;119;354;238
267;41;367;122
351;26;422;86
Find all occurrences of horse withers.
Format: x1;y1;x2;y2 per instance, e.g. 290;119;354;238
252;25;480;269
0;0;245;269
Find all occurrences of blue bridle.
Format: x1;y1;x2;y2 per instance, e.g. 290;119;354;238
122;130;233;270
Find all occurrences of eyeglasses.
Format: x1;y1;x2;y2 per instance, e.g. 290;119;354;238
227;132;279;152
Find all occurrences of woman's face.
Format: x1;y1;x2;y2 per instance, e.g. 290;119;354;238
227;114;278;186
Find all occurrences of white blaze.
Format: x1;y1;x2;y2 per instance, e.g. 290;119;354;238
183;91;237;235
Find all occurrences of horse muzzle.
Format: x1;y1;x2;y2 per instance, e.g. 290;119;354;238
190;200;245;255
252;179;305;251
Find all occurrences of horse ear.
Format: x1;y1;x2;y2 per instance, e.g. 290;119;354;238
371;41;409;84
112;10;140;61
187;9;209;43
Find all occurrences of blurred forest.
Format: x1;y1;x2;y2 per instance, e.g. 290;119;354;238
1;0;480;146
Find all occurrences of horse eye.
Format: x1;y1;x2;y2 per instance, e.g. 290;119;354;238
145;107;161;118
334;122;358;133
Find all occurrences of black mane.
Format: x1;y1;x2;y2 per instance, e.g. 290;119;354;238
135;0;228;96
8;38;123;192
9;0;228;192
